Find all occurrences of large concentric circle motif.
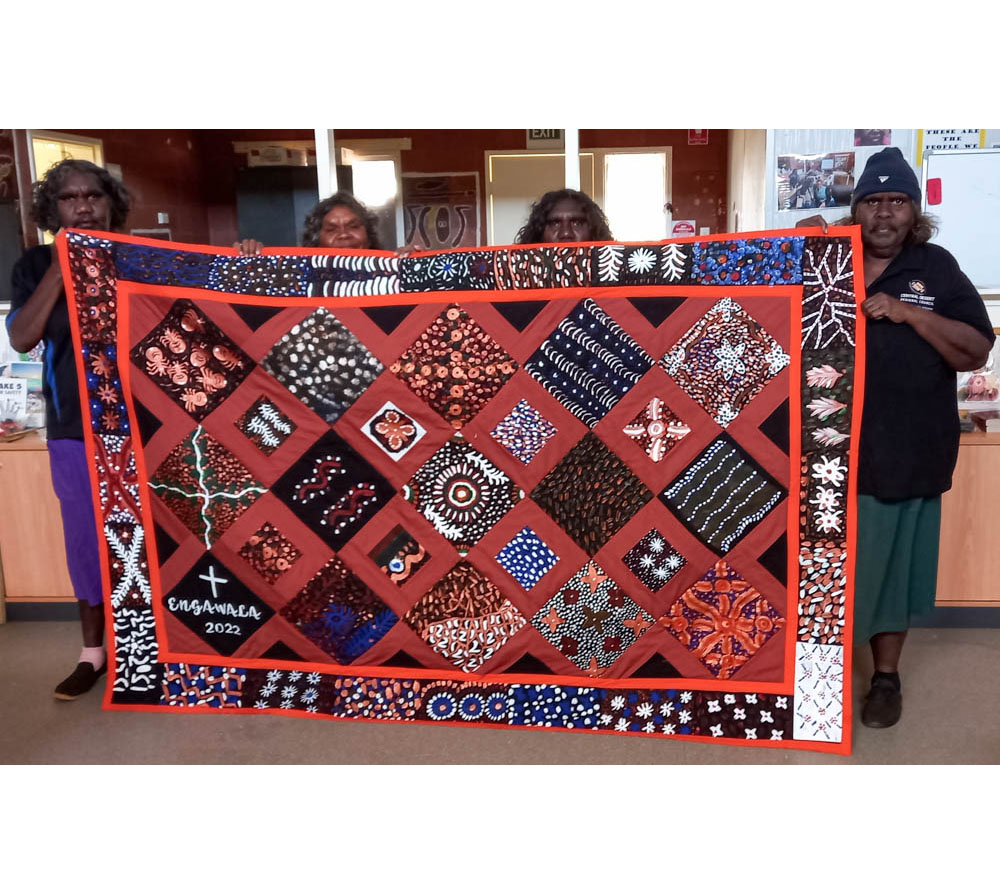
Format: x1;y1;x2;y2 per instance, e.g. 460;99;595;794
433;460;492;522
406;437;522;553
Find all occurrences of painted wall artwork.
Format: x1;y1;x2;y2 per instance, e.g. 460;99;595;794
402;173;479;250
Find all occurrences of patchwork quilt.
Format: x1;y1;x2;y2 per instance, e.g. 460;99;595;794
58;226;863;753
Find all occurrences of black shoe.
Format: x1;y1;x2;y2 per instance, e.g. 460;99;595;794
861;677;902;728
54;661;107;701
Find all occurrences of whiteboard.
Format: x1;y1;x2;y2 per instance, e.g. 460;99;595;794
922;148;1000;293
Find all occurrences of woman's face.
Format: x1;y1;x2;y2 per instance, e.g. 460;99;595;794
542;198;593;243
319;204;369;249
55;170;111;231
855;191;915;255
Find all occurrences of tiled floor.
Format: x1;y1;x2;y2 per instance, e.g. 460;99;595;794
1;620;998;763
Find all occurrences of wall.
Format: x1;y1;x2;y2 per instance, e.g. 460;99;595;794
372;129;730;240
582;129;728;235
9;129;732;251
66;129;212;245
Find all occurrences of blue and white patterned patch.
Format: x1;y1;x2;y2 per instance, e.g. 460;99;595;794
112;244;215;287
491;399;558;464
692;237;804;286
510;685;605;728
496;527;559;589
524;299;654;427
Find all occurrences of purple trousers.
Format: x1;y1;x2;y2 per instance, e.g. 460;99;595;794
47;438;103;607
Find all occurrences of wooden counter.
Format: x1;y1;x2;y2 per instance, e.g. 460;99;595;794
0;431;75;603
936;431;1000;606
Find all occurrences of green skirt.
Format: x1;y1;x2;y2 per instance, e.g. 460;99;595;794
853;495;941;644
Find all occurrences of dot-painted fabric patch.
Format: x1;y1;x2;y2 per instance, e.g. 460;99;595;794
280;556;399;664
622;397;691;461
659;559;784;680
208;254;311;296
797;540;847;645
525;299;654;428
622;529;686;592
531;560;656;674
369;525;430;586
238;522;301;584
532;433;651;556
661;434;785;556
495;527;558;590
270;430;396;551
327;676;428;721
149;426;266;547
361;400;426;459
403;562;526;673
490;399;558;464
691;237;804;286
399;251;497;291
510;685;604;729
131;299;255;420
261;308;383;424
404;435;523;554
391;304;517;428
493;247;591;290
235;395;296;455
113;244;216;288
662;298;790;428
420;684;508;723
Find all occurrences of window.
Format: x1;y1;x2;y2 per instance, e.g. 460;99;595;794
603;151;668;241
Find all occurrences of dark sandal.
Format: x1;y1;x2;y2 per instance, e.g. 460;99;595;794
54;661;107;701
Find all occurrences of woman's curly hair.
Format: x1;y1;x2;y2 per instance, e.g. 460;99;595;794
31;159;131;234
839;199;937;246
301;190;382;249
515;188;613;244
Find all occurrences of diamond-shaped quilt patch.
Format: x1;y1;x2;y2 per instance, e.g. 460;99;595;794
390;304;517;428
622;397;691;461
659;559;784;680
490;399;557;464
622;529;686;592
531;560;655;674
404;436;523;554
361;400;426;459
525;298;653;428
661;297;789;427
496;527;558;590
260;308;383;424
404;562;526;673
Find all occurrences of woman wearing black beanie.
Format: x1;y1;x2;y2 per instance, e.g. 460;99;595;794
799;146;994;728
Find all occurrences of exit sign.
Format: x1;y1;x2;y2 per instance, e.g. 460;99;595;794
526;129;564;148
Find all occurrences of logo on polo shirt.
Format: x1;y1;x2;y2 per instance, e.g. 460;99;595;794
909;279;926;294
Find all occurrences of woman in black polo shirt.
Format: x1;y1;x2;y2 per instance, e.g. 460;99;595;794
7;159;132;700
800;147;994;728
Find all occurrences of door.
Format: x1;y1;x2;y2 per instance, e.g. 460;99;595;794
485;152;596;245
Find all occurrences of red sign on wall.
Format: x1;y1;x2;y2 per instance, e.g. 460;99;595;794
688;129;709;146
